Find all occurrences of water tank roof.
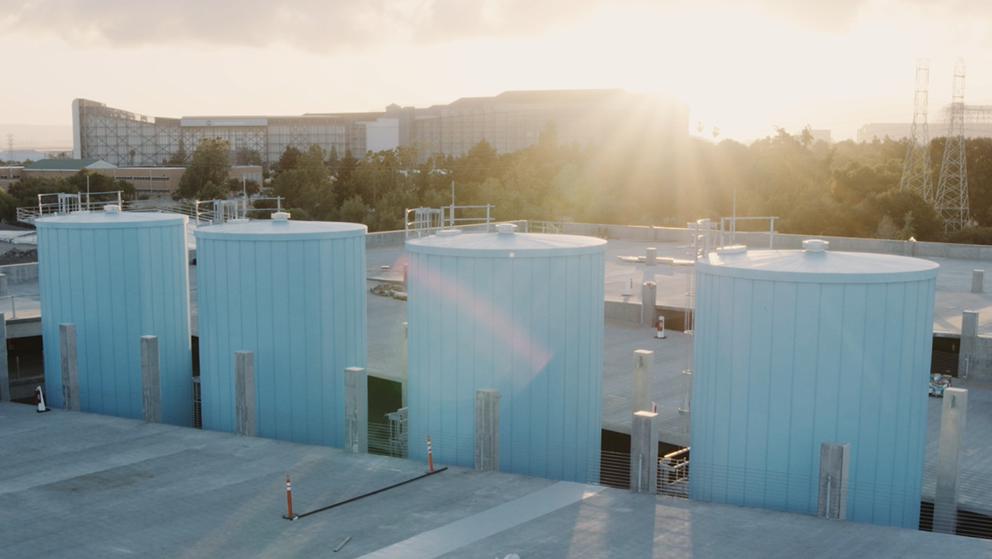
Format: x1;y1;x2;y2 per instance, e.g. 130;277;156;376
698;244;939;284
35;210;186;229
194;219;366;241
406;231;606;258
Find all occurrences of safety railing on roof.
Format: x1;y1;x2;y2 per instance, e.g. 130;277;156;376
528;220;564;234
17;191;124;224
404;205;496;238
28;194;285;227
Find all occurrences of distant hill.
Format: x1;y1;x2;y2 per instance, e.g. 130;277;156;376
0;123;73;152
0;149;49;163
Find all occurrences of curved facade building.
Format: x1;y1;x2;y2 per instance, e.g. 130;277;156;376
195;215;367;447
690;240;939;528
406;226;607;483
37;208;192;425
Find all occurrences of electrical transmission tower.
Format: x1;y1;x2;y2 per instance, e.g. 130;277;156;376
900;59;932;201
935;58;970;231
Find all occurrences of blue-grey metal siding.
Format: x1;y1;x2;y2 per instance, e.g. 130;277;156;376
406;234;605;483
196;226;366;447
690;262;937;529
37;214;192;425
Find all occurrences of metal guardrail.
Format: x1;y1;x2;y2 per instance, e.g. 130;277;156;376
17;194;283;227
528;220;564;234
404;205;495;238
18;191;125;225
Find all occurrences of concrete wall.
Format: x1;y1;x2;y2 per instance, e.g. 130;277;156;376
0;263;37;283
728;231;992;261
604;299;642;323
367;220;527;249
960;336;992;382
561;223;685;243
554;221;992;262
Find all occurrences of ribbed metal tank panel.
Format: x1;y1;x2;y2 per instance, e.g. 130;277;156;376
195;219;366;447
37;210;192;425
406;230;606;483
690;244;939;528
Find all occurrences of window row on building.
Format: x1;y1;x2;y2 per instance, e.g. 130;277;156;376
73;90;689;167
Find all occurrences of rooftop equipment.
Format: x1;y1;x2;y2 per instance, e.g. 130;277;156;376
36;208;192;424
690;240;939;528
194;215;367;446
405;226;607;482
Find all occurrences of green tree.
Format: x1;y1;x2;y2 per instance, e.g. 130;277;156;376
276;146;302;173
0;188;17;222
173;137;231;201
339;194;368;224
272;144;336;220
235;147;263;166
873;189;942;241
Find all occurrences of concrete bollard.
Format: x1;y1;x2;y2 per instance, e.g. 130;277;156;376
234;351;256;436
475;388;499;471
934;388;968;534
962;310;978;338
641;281;657;326
0;313;7;402
59;323;79;412
973;270;984;293
401;321;408;408
630;411;659;494
817;442;850;520
960;311;978;379
140;336;161;423
344;367;368;453
633;350;654;414
645;247;657;266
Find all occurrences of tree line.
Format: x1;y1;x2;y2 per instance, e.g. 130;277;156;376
205;127;992;244
0;171;135;222
6;129;992;244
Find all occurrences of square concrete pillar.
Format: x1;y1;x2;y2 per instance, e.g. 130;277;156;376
0;273;8;297
234;351;256;436
972;270;984;293
641;281;657;326
140;336;161;424
59;323;79;412
817;442;849;520
475;388;499;471
345;367;368;453
630;411;659;493
960;311;979;379
0;313;7;402
962;311;978;338
934;388;968;534
645;247;657;266
401;321;408;408
633;350;654;414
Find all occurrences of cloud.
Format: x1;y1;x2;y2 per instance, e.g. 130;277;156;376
0;0;986;52
0;0;625;52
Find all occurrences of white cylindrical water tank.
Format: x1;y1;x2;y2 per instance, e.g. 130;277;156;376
690;240;939;528
406;227;606;483
37;208;192;425
194;216;366;447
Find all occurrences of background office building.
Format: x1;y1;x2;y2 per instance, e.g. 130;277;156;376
73;90;688;167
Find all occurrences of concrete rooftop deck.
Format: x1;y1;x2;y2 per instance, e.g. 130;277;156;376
3;401;991;559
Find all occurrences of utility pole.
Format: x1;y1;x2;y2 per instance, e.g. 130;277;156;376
900;58;932;202
936;58;970;232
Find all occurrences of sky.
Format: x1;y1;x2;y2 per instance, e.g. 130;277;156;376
3;0;992;147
